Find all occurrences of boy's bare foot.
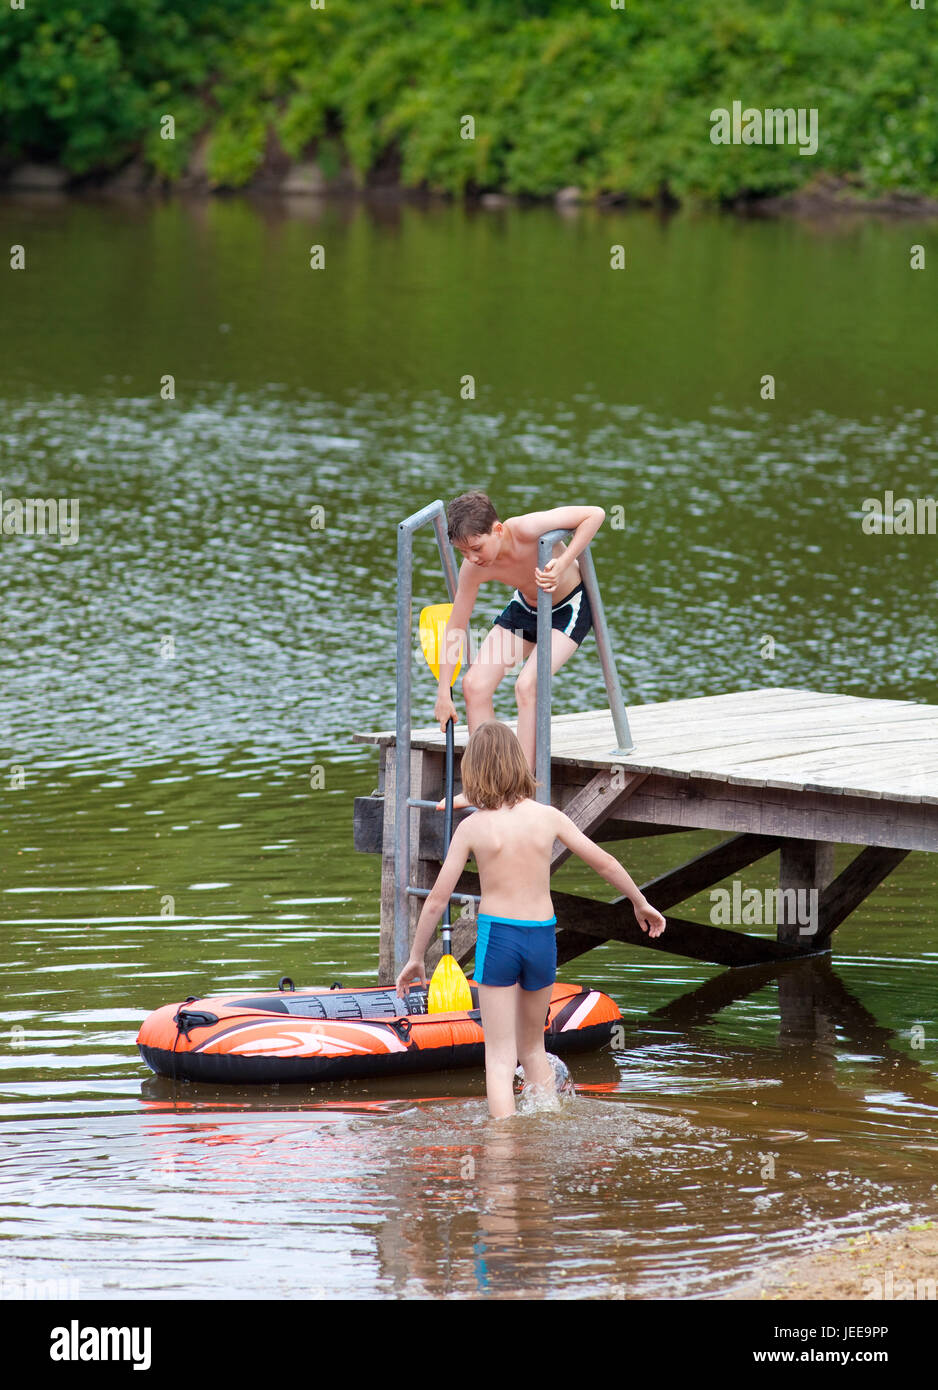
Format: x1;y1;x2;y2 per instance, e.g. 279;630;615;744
436;792;472;811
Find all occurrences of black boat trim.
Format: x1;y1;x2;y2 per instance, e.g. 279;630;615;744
138;1019;615;1086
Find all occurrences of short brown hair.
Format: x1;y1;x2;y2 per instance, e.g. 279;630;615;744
461;721;536;810
447;491;499;543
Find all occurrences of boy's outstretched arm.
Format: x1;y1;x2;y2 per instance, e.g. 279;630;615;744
512;505;606;591
395;820;473;994
551;807;666;937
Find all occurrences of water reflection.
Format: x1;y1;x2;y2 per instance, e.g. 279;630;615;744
643;955;938;1119
1;197;936;1298
43;957;920;1299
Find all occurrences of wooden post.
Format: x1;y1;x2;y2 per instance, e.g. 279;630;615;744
409;745;442;932
378;745;397;985
778;839;836;946
379;745;443;985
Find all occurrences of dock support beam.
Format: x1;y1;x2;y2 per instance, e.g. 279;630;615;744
778;839;836;945
814;846;910;949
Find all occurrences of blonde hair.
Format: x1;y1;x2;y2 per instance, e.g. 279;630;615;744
461;721;536;810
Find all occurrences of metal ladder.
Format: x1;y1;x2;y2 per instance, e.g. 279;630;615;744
393;500;634;973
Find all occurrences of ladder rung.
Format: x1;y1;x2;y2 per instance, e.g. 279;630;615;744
406;886;480;905
406;797;478;812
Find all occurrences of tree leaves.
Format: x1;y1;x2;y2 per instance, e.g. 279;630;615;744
1;0;935;200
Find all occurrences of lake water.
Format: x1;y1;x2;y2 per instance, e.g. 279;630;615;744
1;192;936;1299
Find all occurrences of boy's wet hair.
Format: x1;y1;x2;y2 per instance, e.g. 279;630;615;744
461;720;536;810
447;491;499;543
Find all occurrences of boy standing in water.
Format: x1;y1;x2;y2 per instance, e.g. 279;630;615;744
434;493;605;805
395;722;666;1119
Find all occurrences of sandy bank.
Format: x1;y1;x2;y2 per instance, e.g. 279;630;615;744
724;1221;938;1301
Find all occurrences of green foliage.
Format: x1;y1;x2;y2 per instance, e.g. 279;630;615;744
0;0;251;173
1;0;936;201
205;115;268;188
142;98;205;180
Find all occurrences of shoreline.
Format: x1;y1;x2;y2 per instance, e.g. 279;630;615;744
722;1220;938;1301
4;163;938;220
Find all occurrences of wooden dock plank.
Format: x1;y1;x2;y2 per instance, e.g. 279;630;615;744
357;688;938;807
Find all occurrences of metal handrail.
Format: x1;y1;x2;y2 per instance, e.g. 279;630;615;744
535;529;634;803
394;500;459;973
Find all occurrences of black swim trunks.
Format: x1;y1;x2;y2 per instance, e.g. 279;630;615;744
493;581;593;647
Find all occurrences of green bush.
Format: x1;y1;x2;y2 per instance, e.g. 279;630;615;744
0;0;250;174
1;0;935;201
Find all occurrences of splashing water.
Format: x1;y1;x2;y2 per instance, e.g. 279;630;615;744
515;1054;575;1113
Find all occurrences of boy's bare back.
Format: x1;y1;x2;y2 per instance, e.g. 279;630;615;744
459;798;561;921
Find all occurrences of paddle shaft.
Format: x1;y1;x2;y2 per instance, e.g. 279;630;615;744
442;716;454;944
415;605;459;962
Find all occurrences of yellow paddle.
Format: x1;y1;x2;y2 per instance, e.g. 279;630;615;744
418;602;462;683
418;604;473;1014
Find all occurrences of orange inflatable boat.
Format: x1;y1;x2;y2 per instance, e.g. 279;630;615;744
137;977;622;1085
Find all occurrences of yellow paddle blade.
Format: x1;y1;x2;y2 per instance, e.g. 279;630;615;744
419;603;460;686
427;953;473;1014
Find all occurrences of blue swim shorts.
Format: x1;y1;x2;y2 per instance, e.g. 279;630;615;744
474;914;557;991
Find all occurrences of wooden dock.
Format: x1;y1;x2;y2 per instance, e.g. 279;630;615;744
353;688;938;985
